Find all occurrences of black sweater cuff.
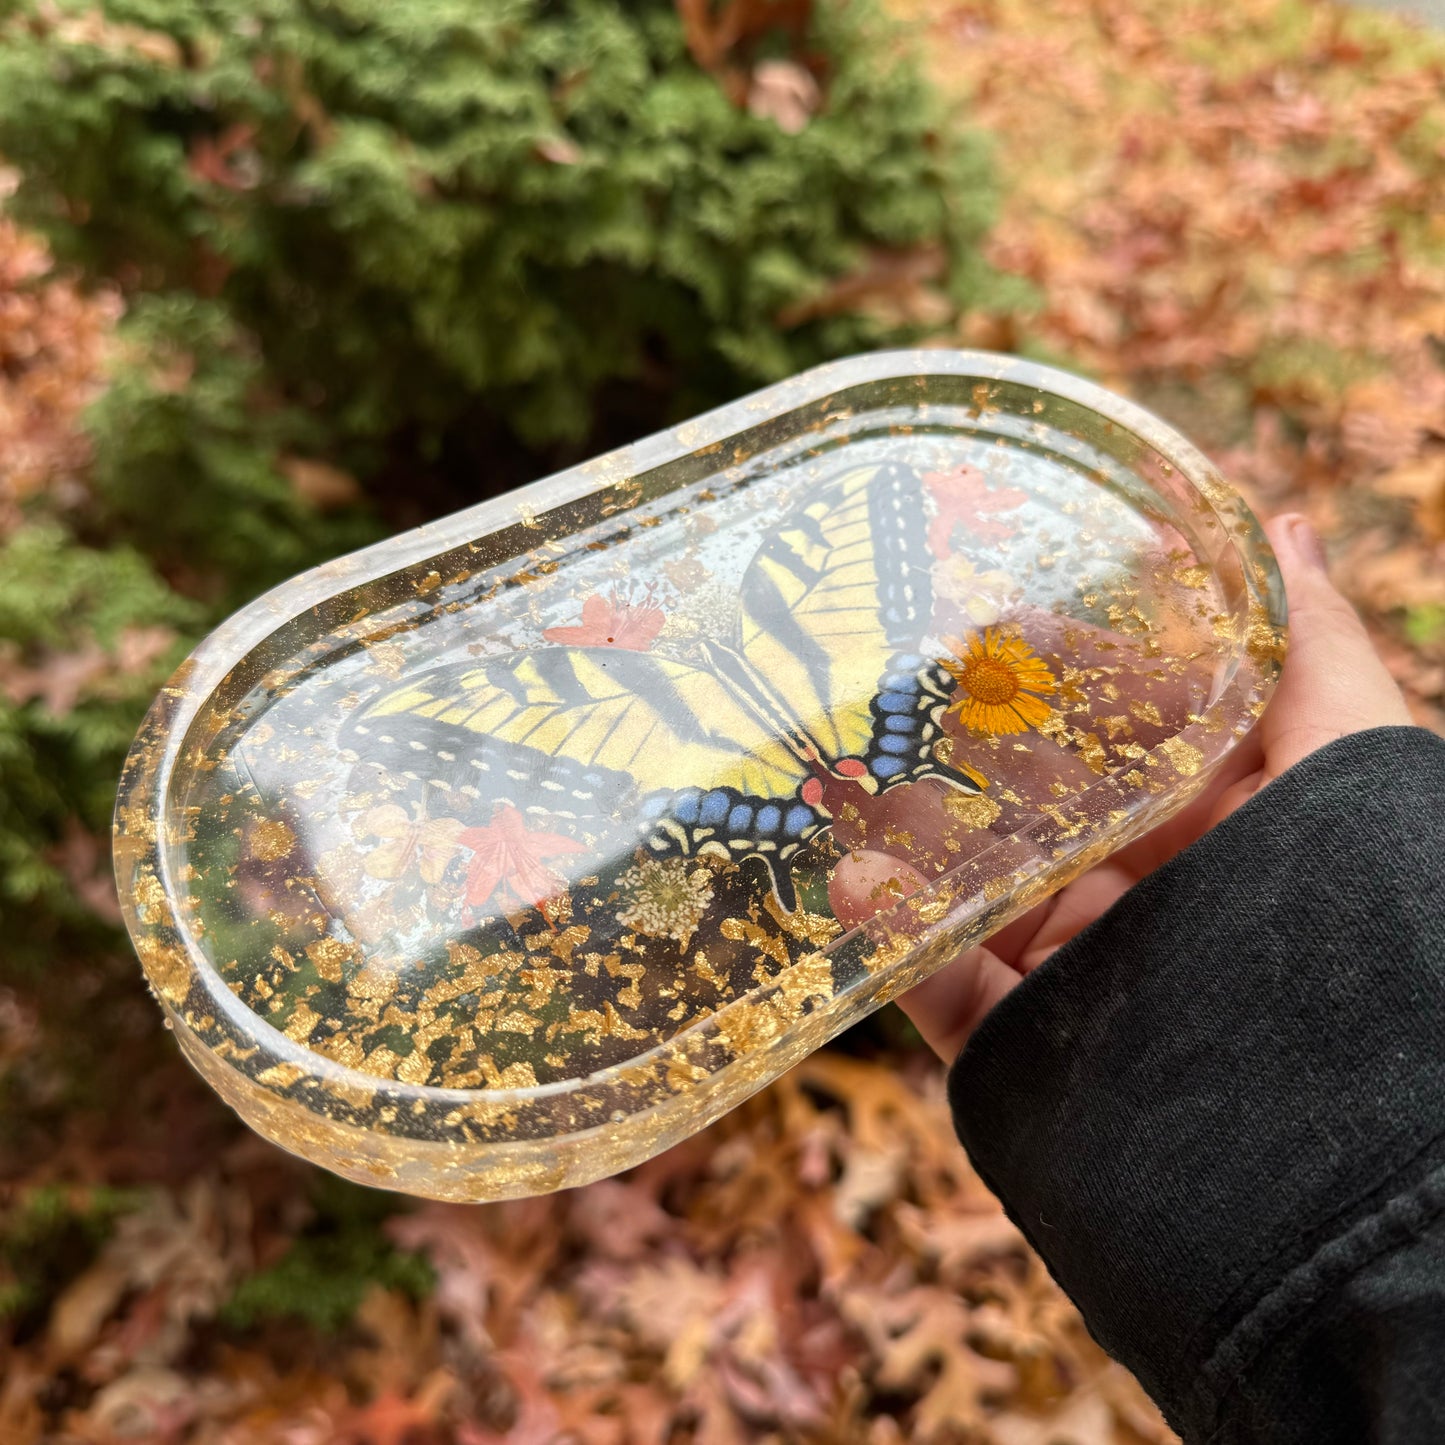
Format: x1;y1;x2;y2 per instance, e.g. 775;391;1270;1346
947;726;1445;1440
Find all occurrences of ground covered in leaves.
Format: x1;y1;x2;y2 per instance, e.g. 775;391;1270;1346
4;1;1444;1442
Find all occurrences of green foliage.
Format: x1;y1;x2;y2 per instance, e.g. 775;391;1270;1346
0;1185;143;1328
220;1176;433;1333
0;0;997;487
0;524;199;958
83;295;377;598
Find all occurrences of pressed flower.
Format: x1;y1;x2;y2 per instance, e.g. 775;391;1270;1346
542;588;665;651
940;628;1057;736
456;805;588;922
617;856;714;945
354;804;464;885
934;555;1017;625
922;464;1028;556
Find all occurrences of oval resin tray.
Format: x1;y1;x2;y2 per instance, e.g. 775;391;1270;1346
115;351;1285;1201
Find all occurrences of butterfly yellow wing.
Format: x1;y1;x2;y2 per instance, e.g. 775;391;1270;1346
738;461;934;765
357;647;809;805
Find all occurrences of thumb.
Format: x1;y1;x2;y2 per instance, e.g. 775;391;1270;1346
1261;513;1412;779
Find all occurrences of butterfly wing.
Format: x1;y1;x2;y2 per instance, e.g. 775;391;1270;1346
738;460;962;788
342;646;838;915
350;647;808;798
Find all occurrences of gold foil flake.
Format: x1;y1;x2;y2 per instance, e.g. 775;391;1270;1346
1129;700;1164;727
348;965;399;1004
137;936;190;1005
1246;616;1286;664
364;1044;401;1077
306;937;355;983
248;819;296;862
691;951;731;993
1039;804;1088;840
943;790;1002;828
256;1062;308;1088
363;642;408;679
1174;564;1211;589
134;868;167;916
283;1002;321;1043
1076;731;1108;776
773;903;843;948
913;896;952;926
1158;737;1205;777
776;952;833;1010
720;917;791;970
396;1049;434;1086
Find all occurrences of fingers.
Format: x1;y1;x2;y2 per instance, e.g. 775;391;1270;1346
1261;515;1412;780
892;944;1022;1064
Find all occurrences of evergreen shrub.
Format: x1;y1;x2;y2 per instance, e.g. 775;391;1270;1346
0;0;1000;569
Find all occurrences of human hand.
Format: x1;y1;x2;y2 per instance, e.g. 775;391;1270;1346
893;513;1415;1065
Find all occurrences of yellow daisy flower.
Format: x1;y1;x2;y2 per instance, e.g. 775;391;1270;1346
940;628;1057;736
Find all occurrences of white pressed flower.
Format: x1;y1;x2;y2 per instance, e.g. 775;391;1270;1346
617;856;714;945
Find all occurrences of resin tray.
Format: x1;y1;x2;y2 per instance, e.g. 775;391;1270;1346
114;351;1285;1201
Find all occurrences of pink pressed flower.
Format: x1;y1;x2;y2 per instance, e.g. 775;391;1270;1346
542;590;666;651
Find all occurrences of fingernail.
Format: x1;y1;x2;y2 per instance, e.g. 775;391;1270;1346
1282;514;1328;571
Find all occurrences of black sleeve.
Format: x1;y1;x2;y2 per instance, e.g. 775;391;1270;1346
947;725;1445;1445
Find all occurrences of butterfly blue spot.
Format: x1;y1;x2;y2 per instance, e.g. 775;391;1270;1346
673;789;702;824
756;804;782;834
639;794;671;819
873;756;906;778
884;714;916;733
784;803;815;836
892;653;923;670
879;734;912;755
700;790;731;826
878;691;914;713
728;803;753;834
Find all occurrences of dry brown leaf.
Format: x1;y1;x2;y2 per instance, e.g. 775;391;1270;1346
280;454;363;511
